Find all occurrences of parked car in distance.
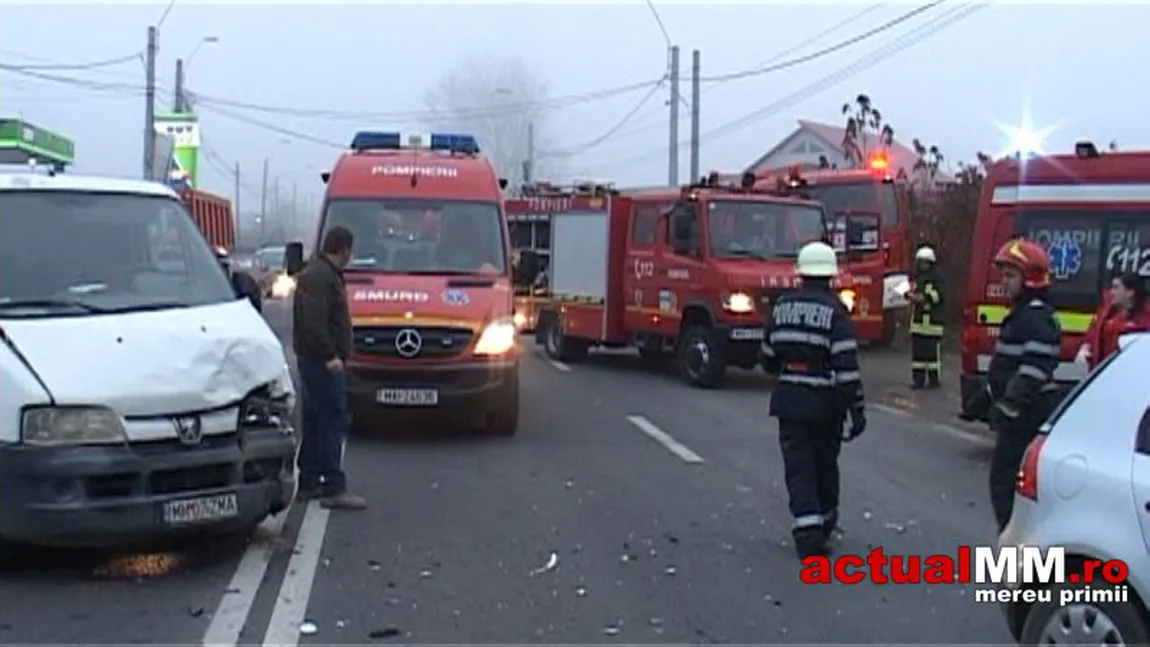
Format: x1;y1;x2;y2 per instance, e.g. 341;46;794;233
255;245;294;298
999;331;1150;645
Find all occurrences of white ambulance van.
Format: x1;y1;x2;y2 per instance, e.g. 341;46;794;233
0;171;296;546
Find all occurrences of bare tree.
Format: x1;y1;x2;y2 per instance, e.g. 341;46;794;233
841;94;894;168
911;138;944;188
423;55;558;189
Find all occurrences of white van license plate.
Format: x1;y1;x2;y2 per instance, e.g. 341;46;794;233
163;493;239;525
377;388;439;406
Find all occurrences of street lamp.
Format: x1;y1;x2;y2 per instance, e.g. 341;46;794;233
175;36;218;111
186;36;219;72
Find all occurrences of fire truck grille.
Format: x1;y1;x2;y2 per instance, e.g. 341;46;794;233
353;326;474;359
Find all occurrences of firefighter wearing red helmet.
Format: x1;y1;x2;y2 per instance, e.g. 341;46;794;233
960;238;1063;532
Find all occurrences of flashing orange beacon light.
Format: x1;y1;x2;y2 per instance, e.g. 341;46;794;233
869;155;888;171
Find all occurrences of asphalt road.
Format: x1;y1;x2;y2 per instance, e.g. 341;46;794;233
0;299;1012;645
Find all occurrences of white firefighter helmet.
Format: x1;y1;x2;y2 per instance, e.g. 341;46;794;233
915;246;937;262
796;241;839;278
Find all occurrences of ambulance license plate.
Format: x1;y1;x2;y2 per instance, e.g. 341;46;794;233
377;388;439;406
163;493;239;525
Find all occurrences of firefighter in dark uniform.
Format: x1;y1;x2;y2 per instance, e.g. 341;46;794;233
959;238;1062;532
908;245;944;389
760;241;867;559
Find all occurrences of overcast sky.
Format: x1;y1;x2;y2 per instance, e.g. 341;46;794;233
1;0;1144;212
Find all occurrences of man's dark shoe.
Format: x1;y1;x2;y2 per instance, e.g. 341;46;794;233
296;486;323;502
821;511;839;537
320;492;368;510
793;527;831;560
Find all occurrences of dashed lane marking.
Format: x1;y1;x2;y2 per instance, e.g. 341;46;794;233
931;422;994;448
549;360;572;373
870;402;911;418
261;501;331;647
626;415;705;464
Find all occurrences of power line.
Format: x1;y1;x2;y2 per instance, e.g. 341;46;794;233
0;51;142;71
194;102;345;149
0;63;156;94
539;77;668;159
595;1;988;173
645;0;672;47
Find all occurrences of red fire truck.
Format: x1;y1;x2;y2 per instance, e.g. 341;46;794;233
960;141;1150;405
518;177;882;388
753;155;914;345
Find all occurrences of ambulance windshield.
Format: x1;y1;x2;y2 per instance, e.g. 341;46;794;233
323;198;507;274
707;200;826;260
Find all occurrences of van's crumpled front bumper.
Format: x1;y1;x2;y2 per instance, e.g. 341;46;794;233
0;427;295;546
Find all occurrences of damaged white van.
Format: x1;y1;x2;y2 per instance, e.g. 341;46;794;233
0;172;296;546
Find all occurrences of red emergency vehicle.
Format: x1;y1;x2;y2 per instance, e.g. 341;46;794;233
753;156;914;345
960;141;1150;405
284;132;521;435
520;176;881;388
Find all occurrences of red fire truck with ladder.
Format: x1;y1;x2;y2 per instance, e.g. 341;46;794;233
753;155;915;345
515;175;882;388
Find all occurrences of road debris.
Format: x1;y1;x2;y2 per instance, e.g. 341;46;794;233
603;624;621;636
529;551;559;576
369;627;401;640
299;621;318;636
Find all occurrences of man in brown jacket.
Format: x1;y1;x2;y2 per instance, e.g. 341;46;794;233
292;226;366;509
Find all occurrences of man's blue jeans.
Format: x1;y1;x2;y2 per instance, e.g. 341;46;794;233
297;357;349;495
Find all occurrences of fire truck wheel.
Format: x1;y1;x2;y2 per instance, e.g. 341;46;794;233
543;316;588;362
676;327;727;388
485;375;520;437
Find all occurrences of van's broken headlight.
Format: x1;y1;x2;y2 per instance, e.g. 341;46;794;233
474;317;518;355
240;372;295;433
21;406;127;446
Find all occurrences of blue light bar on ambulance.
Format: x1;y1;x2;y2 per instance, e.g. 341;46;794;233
349;131;481;154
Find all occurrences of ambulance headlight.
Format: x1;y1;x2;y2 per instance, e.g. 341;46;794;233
271;274;296;298
21;406;128;446
723;292;755;313
474;317;518;355
513;311;527;329
839;289;857;312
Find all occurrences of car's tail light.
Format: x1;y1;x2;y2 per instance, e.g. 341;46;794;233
1016;435;1047;500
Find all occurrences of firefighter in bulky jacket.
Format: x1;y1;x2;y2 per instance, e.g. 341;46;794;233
908;245;944;389
760;241;867;559
959;238;1062;532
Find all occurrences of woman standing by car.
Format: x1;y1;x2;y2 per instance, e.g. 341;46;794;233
1077;273;1150;369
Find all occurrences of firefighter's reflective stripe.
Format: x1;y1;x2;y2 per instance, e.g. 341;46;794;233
994;340;1061;356
923;282;941;304
976;354;1086;382
770;329;830;348
976;304;1092;334
793;513;824;529
909;315;944;336
780;374;833;387
911;360;941;369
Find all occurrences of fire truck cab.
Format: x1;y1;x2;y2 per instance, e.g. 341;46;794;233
285;131;520;436
518;175;878;388
755;157;913;345
960;141;1150;405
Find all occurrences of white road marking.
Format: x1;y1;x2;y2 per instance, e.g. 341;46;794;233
932;422;994;448
870;403;911;417
200;510;290;646
626;415;705;464
261;501;331;647
549;360;572;372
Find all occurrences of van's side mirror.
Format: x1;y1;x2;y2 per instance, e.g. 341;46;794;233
498;178;509;190
320;172;331;184
670;211;696;255
514;250;540;286
285;241;306;275
231;272;263;313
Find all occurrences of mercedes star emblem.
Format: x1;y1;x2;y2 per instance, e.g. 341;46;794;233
395;328;423;358
173;415;203;446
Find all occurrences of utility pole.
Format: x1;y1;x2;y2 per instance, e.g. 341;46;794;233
668;45;680;186
523;121;535;185
143;26;158;180
260;158;269;244
690;49;701;182
174;58;185;111
291;182;298;239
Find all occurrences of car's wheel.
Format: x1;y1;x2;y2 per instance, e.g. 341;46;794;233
1019;583;1148;646
676;326;727;388
485;373;520;437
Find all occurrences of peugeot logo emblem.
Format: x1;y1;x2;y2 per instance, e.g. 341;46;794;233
173;415;202;446
395;328;423;358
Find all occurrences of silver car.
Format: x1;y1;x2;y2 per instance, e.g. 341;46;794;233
999;332;1150;645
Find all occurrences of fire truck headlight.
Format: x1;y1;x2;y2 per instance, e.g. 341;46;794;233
513;311;527;329
839;289;857;312
475;317;518;355
723;292;755;314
